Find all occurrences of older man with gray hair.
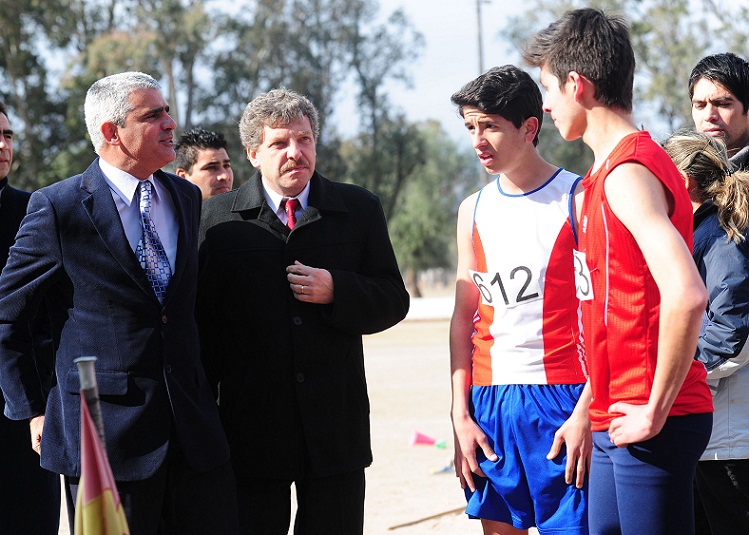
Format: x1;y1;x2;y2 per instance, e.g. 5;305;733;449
196;88;409;534
0;71;238;534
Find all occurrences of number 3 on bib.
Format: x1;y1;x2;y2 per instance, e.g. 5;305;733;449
573;249;594;301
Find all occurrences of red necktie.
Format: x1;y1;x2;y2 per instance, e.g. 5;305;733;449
284;198;300;229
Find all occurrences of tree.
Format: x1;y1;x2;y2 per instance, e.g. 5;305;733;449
384;120;483;296
0;0;72;190
345;6;424;199
504;0;739;137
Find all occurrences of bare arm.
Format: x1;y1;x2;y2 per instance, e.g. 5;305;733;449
604;164;708;446
450;195;497;492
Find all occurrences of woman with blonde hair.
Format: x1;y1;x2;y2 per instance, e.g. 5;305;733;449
663;130;749;534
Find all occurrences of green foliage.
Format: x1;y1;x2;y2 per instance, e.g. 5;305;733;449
505;0;746;135
5;0;749;276
347;119;483;293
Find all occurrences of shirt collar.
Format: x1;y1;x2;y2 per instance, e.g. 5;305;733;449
260;177;310;215
99;158;157;205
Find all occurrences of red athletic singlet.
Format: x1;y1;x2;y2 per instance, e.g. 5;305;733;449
579;131;713;431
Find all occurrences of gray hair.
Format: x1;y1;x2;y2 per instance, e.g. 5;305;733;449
84;71;161;154
238;88;319;151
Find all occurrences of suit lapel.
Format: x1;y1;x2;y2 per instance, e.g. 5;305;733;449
156;170;194;303
79;161;156;300
232;176;288;238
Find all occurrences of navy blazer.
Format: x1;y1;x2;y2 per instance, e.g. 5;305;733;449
0;160;229;481
197;172;409;479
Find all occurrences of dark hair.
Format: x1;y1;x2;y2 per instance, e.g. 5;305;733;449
522;8;634;112
450;65;544;146
174;129;229;172
0;101;7;118
689;53;749;114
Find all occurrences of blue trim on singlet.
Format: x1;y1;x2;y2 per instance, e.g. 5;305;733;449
568;174;583;245
495;167;564;197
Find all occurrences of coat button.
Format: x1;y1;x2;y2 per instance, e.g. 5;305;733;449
292;316;303;326
296;372;305;383
165;365;172;373
161;315;168;324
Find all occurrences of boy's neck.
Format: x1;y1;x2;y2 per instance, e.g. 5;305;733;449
499;150;560;194
582;106;640;173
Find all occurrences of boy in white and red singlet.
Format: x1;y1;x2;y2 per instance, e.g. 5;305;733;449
450;65;590;535
524;9;713;535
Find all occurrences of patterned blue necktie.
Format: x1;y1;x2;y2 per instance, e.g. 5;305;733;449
135;180;171;303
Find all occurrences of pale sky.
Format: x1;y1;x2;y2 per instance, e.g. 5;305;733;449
331;0;528;145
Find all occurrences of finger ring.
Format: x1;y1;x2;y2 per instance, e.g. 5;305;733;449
301;285;305;294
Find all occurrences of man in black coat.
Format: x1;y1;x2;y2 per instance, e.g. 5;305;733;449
197;88;410;534
0;102;60;535
0;74;238;534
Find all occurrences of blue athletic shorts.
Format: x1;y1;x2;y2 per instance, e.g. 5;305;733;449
465;383;588;534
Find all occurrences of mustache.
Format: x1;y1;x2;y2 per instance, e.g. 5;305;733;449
281;159;309;173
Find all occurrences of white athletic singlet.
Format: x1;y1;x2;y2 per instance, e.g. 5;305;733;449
471;169;588;386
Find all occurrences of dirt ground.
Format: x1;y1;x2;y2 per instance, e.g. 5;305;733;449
58;294;539;534
362;317;472;533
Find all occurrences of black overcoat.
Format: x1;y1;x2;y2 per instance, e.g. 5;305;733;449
197;171;409;479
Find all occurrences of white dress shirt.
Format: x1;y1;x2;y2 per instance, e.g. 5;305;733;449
99;158;178;271
261;177;310;226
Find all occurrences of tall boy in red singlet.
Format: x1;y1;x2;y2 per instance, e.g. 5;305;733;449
450;65;589;535
523;8;713;534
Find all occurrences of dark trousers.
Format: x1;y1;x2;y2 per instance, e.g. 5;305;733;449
694;459;749;534
0;414;60;535
235;469;365;535
65;434;239;535
589;413;712;535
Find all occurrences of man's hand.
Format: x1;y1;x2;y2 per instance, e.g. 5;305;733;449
29;414;45;455
547;410;591;488
287;260;334;304
452;414;498;493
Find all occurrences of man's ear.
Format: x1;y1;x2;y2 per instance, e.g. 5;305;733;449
247;147;261;169
175;168;188;179
101;122;119;145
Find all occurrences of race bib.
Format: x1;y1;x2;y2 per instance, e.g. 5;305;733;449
573;249;594;301
469;266;543;309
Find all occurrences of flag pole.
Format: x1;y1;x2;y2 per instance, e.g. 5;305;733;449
74;356;105;446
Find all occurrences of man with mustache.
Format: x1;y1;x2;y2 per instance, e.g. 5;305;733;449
196;88;410;534
690;52;749;170
0;72;239;533
0;101;60;534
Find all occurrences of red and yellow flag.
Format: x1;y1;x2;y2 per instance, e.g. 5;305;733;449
74;397;130;535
